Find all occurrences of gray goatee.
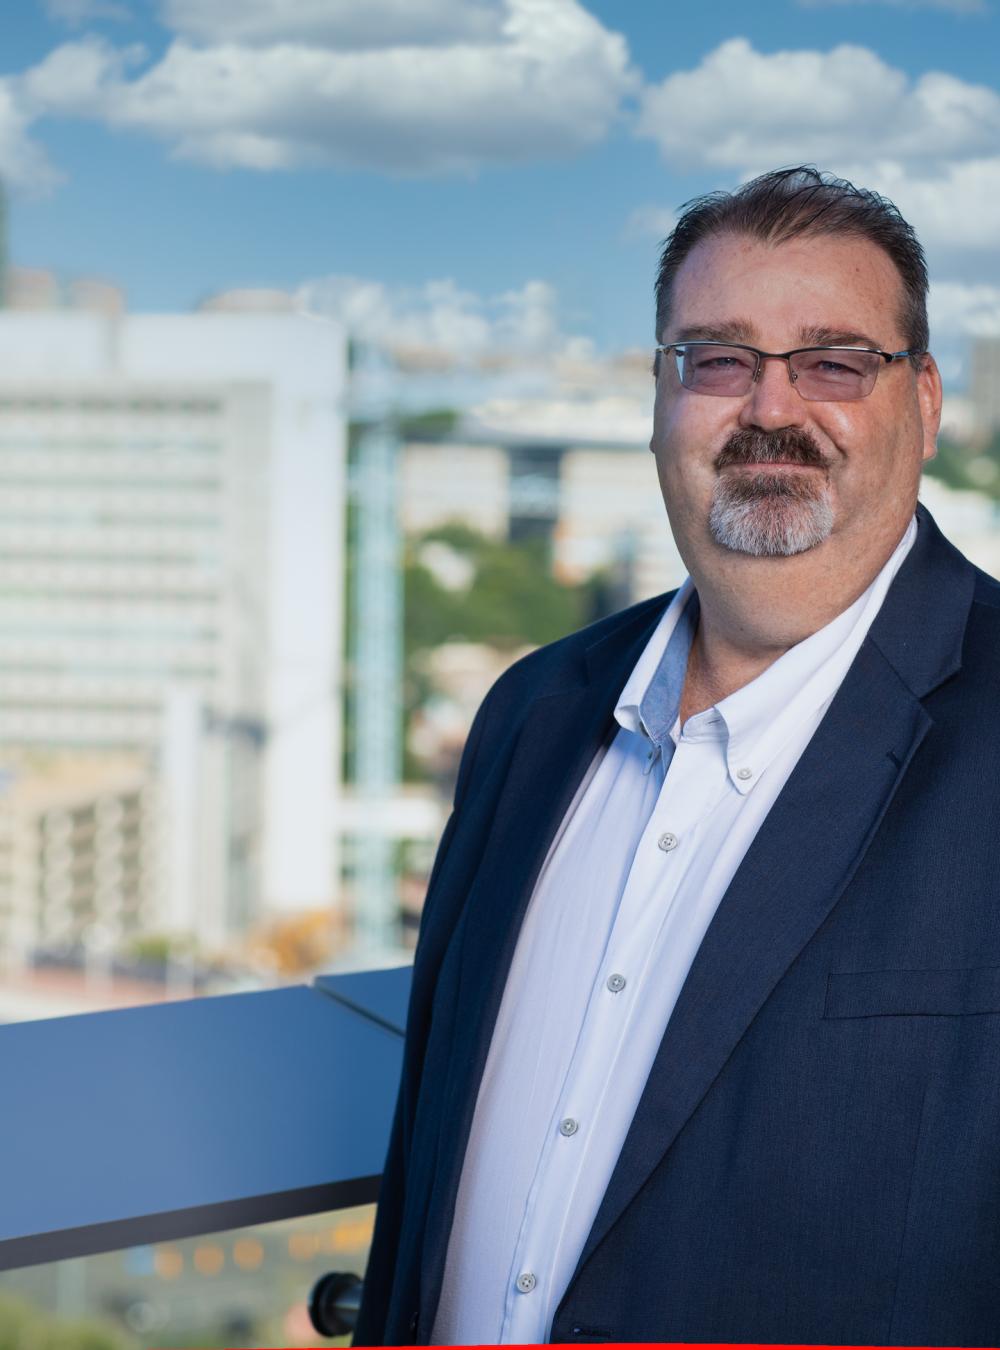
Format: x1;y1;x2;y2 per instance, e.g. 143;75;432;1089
709;428;833;558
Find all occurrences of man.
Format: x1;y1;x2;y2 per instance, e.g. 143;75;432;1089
355;167;1000;1347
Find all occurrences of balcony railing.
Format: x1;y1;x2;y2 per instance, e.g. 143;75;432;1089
0;966;410;1273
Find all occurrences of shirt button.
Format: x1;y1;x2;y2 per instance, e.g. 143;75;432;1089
736;767;753;781
559;1117;579;1136
516;1272;537;1294
658;831;678;852
606;972;626;993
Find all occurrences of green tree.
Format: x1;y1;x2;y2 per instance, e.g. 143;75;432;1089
404;523;586;652
399;523;613;782
0;1293;134;1350
924;433;1000;498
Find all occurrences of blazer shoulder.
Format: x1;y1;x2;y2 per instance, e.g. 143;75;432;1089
962;566;1000;668
972;566;1000;614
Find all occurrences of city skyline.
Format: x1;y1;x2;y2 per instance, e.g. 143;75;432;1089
1;1;999;385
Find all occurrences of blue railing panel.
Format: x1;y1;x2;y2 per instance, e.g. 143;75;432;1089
0;970;412;1271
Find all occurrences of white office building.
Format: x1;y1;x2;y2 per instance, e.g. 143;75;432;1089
0;311;346;955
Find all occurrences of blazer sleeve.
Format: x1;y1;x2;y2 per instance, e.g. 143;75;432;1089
352;684;496;1346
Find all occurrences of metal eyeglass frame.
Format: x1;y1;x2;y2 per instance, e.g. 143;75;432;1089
654;340;924;400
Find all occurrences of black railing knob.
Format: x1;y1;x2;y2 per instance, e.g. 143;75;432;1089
309;1270;364;1338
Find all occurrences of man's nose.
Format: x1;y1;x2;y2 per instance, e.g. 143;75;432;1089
737;356;807;431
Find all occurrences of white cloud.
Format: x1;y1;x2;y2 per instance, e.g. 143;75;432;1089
20;37;145;117
159;0;504;49
20;0;636;175
930;281;1000;340
637;38;1000;175
625;205;676;241
856;158;1000;250
0;79;60;191
634;38;1000;259
493;279;564;352
296;274;574;363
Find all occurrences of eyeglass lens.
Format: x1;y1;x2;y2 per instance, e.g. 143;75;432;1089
675;344;883;401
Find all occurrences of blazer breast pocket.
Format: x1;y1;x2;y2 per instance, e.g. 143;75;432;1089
824;965;1000;1019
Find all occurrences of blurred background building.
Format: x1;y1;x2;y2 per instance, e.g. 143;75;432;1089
971;339;1000;444
0;269;345;1001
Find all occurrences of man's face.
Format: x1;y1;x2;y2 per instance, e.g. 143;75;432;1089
650;231;942;573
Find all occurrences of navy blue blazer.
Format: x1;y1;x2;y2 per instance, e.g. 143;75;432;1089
355;504;1000;1347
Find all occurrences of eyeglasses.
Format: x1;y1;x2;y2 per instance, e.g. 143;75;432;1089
655;341;923;402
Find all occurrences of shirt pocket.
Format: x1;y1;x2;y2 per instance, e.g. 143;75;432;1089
824;965;1000;1019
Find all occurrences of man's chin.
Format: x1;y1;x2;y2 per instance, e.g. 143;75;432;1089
708;485;834;558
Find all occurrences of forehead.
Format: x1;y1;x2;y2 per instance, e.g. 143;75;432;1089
666;231;907;347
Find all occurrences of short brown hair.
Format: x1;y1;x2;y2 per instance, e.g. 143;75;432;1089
654;166;929;365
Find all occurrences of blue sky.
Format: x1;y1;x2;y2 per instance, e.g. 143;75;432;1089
2;0;999;383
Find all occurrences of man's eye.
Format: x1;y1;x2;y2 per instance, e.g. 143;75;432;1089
693;354;752;371
697;356;739;369
799;353;871;377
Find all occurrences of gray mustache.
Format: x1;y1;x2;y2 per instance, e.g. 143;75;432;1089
715;429;828;470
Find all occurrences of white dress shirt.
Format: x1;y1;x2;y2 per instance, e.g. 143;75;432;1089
430;517;917;1346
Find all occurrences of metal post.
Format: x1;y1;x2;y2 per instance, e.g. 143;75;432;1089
351;402;403;959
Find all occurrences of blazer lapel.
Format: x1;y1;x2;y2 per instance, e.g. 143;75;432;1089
573;504;976;1278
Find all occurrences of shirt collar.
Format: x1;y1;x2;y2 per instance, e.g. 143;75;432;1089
614;515;918;793
615;577;695;740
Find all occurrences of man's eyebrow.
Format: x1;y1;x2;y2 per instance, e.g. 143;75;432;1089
797;324;885;350
667;322;890;350
670;320;756;344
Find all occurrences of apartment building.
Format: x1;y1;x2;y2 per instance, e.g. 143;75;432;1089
0;311;345;958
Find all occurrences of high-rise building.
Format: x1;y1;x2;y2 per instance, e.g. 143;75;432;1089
970;337;1000;442
0;311;346;959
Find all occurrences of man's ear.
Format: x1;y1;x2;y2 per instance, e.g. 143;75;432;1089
917;354;943;463
650;350;663;453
